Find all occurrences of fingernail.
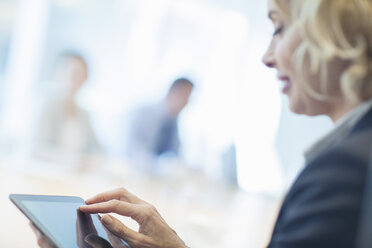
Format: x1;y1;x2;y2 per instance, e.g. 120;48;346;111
102;215;113;225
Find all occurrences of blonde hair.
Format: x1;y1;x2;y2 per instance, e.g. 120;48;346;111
276;0;372;103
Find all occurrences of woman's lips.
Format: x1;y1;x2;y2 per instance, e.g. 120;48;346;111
278;76;292;94
282;80;292;94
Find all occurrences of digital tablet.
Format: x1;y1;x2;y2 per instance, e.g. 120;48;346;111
9;194;130;248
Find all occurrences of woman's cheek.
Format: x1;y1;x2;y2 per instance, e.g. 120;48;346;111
275;39;291;73
275;31;302;74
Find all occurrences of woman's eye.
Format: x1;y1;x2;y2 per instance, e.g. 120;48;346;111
273;26;283;36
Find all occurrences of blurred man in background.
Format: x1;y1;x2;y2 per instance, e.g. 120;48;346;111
126;78;194;166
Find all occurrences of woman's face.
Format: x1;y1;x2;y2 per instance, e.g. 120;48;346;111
59;57;88;97
262;0;347;120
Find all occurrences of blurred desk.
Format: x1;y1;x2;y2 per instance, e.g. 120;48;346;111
0;156;281;248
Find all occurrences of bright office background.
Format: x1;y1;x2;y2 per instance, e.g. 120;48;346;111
0;0;332;193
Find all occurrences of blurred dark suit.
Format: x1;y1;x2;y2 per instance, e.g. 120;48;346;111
126;102;180;159
267;108;372;248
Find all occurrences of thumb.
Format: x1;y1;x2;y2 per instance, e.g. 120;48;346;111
84;234;113;248
101;214;145;245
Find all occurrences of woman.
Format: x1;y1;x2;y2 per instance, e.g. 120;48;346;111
36;0;372;247
32;53;102;164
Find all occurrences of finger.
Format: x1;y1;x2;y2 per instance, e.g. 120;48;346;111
101;214;149;248
84;234;113;248
30;223;41;237
101;219;126;247
80;200;138;220
85;188;144;205
30;223;46;241
29;223;56;248
77;210;98;235
106;232;127;248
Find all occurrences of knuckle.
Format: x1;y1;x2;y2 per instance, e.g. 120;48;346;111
130;239;142;247
118;187;128;195
37;238;47;247
115;224;127;237
109;199;121;211
149;204;157;211
37;239;43;246
130;236;149;248
142;204;156;218
143;237;157;248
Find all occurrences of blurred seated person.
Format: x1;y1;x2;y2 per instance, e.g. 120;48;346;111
126;78;194;165
32;52;102;165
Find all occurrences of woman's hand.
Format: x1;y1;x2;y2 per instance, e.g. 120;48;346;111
30;223;57;248
80;188;187;248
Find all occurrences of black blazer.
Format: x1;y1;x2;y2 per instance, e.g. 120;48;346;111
267;108;372;248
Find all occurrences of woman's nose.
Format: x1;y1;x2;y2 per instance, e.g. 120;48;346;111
262;41;276;68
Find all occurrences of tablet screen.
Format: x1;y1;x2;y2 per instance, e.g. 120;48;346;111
10;194;130;248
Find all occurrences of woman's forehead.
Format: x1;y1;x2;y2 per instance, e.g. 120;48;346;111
267;0;277;10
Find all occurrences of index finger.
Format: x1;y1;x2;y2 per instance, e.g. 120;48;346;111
80;200;139;220
85;188;144;205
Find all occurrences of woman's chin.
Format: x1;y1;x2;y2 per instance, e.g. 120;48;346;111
288;100;305;115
